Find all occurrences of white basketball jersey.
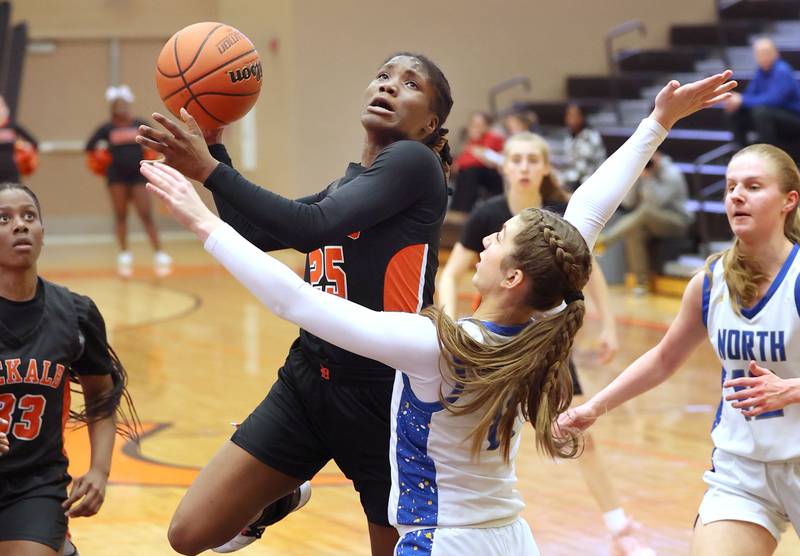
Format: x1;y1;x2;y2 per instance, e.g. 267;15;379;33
704;244;800;462
388;320;526;534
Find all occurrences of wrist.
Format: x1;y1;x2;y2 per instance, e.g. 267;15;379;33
197;159;220;184
649;109;674;132
586;398;606;420
90;465;111;478
193;215;223;243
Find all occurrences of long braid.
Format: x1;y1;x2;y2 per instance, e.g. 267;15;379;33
424;208;591;462
530;220;587;455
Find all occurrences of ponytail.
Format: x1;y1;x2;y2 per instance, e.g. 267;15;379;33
425;127;452;181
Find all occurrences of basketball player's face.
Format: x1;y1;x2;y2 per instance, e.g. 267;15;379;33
725;154;798;241
503;141;550;193
0;190;43;270
473;216;523;294
361;56;439;141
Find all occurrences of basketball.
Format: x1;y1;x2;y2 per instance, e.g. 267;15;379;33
155;22;261;130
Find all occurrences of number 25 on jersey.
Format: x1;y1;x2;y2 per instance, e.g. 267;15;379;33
309;246;348;299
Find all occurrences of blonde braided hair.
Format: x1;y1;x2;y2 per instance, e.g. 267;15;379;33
422;208;591;461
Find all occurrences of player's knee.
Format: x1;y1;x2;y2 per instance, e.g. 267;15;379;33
167;519;204;556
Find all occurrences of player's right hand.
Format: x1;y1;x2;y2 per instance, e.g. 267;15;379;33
0;419;9;456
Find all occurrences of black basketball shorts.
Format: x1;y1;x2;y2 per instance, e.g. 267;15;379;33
232;338;396;527
0;465;70;551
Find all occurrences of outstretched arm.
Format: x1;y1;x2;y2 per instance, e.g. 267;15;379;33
137;109;444;253
141;162;442;377
564;72;736;249
559;272;707;431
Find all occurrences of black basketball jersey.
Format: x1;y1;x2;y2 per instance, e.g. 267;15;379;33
0;280;86;475
85;119;148;182
459;194;568;253
206;140;447;375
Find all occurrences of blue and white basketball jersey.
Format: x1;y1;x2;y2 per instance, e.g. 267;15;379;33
388;319;526;534
703;244;800;462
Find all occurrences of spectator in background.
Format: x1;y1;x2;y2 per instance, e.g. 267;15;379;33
562;102;606;190
597;152;693;293
724;37;800;149
0;95;38;182
502;109;539;135
449;111;505;213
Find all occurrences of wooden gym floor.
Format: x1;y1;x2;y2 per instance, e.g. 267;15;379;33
37;239;799;556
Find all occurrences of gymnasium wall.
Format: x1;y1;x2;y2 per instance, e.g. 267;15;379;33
14;0;715;236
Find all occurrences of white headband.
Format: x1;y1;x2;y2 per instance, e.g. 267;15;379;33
105;85;135;103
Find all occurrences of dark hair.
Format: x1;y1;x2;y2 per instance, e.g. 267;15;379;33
566;102;584;116
69;340;141;442
383;52;454;178
0;182;42;219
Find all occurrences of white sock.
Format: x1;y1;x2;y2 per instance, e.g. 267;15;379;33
603;507;627;535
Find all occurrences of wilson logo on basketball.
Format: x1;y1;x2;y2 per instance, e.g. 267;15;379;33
228;61;262;84
216;30;242;55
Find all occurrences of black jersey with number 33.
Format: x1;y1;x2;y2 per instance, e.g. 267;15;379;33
206;141;447;374
0;280;110;476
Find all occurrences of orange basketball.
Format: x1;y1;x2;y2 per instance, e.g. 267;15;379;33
156;22;261;130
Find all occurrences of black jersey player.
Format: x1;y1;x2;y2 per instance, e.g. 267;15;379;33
0;183;138;556
86;86;171;278
137;52;452;556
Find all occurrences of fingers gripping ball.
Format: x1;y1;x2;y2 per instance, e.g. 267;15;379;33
156;22;262;130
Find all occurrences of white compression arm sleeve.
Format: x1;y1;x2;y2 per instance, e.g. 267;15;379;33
564;118;668;249
204;223;443;380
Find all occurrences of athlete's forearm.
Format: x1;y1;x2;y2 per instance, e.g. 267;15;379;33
86;415;115;476
564;118;667;249
589;343;681;417
205;223;442;375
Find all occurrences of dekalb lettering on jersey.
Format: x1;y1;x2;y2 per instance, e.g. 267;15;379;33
716;329;786;362
0;358;66;388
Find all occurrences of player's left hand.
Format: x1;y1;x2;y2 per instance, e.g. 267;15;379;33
595;326;619;365
136;108;220;183
724;360;800;417
141;161;222;242
63;468;108;517
557;402;600;432
649;70;736;130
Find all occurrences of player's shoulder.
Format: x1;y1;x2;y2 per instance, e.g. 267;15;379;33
379;140;440;169
41;279;94;315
